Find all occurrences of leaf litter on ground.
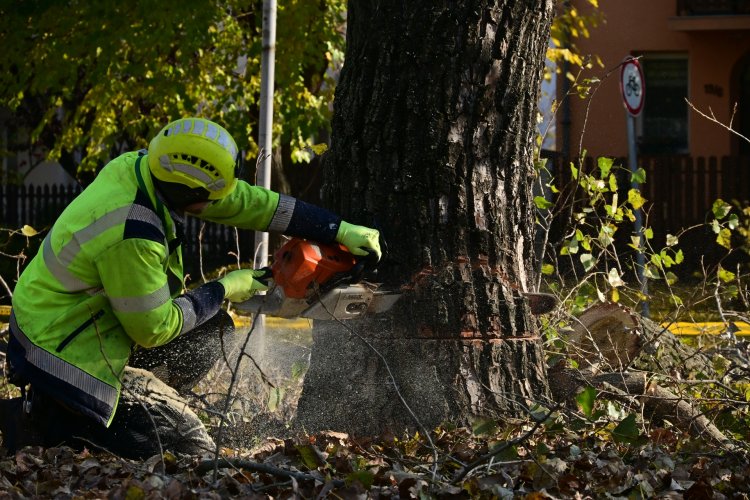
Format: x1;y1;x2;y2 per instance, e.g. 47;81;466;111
1;420;749;499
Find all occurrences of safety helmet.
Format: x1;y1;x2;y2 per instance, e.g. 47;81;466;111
147;117;239;200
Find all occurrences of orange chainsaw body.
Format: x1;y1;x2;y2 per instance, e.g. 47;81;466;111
271;238;357;299
234;238;401;320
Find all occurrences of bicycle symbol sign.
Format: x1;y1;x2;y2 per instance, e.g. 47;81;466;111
620;58;645;116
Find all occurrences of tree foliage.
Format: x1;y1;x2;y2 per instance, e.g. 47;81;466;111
548;0;603;76
0;0;345;174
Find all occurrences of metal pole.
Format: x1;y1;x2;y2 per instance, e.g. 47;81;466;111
255;0;277;269
252;0;276;336
627;115;649;317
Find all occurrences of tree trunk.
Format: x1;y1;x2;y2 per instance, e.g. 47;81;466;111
295;0;555;435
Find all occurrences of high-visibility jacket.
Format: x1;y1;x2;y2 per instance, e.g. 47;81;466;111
8;151;341;426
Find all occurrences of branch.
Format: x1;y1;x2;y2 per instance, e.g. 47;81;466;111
550;367;737;452
195;456;345;487
450;403;561;484
686;99;750;144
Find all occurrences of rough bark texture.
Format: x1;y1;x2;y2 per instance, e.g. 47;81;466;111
295;0;555;435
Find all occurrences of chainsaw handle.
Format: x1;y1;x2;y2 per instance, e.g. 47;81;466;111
255;266;274;286
350;249;379;283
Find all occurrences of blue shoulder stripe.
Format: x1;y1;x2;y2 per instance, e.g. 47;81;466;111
124;190;166;245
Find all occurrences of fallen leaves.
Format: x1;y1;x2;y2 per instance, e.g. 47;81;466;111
1;422;748;498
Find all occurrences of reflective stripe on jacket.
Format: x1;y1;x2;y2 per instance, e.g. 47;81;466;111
10;151;281;426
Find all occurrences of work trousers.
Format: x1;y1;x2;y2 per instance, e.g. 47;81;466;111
2;310;235;458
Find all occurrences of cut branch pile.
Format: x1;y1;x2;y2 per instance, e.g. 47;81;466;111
551;302;736;451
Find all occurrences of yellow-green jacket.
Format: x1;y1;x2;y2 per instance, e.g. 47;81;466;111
8;151;341;426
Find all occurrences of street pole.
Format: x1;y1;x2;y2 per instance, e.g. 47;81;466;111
253;0;277;334
620;57;648;317
255;0;277;269
627;114;649;317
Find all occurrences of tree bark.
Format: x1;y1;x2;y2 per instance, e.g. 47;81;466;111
296;0;555;435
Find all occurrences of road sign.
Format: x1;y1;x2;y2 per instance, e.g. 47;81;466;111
620;58;645;117
621;56;648;315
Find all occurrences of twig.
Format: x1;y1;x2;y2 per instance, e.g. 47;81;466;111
713;266;738;345
211;300;272;481
450;403;561;484
70;435;125;460
233;227;241;269
316;294;441;482
0;274;12;299
195;457;345;487
198;223;207;283
686;99;750;145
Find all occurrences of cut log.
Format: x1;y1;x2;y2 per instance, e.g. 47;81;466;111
553;302;731;450
566;302;717;379
567;302;641;371
548;366;734;450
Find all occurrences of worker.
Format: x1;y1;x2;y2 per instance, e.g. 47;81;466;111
1;117;380;458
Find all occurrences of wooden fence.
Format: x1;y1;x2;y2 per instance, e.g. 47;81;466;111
640;156;750;236
0;184;256;277
3;155;750;273
543;154;750;239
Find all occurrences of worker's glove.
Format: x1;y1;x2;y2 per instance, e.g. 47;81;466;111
335;221;382;262
218;269;269;302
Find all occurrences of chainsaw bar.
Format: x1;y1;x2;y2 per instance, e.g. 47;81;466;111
233;283;402;321
302;284;401;320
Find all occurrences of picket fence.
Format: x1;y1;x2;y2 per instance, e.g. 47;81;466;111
542;154;750;239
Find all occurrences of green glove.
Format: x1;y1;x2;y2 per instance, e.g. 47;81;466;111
335;221;382;261
218;269;269;302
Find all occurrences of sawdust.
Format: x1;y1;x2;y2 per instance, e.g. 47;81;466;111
193;320;314;447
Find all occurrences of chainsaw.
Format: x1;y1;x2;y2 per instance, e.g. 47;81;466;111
233;238;402;320
233;238;557;320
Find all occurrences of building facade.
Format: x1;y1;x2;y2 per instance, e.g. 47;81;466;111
559;0;750;159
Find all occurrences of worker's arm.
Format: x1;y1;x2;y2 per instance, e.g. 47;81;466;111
199;180;340;242
197;181;283;232
95;239;225;348
198;180;382;259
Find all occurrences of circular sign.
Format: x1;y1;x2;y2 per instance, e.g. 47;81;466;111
620;57;645;116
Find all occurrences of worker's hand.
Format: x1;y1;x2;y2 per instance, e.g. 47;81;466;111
335;221;382;262
218;269;269;302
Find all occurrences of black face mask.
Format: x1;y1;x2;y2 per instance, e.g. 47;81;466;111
153;177;212;211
